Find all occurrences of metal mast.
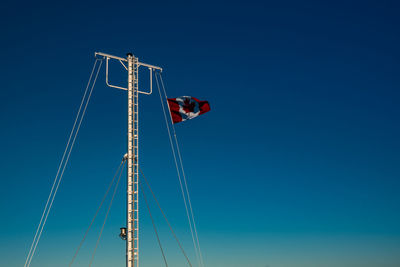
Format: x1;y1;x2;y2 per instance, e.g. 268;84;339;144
95;52;162;267
126;53;139;267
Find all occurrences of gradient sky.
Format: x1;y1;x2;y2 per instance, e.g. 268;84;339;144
1;1;400;267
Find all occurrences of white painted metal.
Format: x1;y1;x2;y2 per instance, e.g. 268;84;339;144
126;53;139;267
96;51;161;267
138;62;162;71
138;68;153;95
95;51;128;62
119;60;128;70
106;57;128;91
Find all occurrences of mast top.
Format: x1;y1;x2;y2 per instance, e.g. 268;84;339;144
94;52;162;72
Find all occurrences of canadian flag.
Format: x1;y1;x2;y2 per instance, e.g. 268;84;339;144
167;96;211;123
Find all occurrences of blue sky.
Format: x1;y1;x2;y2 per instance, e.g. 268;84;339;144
1;1;400;266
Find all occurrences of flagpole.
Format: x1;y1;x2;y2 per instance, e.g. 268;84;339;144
94;51;162;267
126;53;141;267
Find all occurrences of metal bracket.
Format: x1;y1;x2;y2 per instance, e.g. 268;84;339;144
137;67;152;95
106;57;128;91
95;52;127;62
94;51;162;93
136;63;162;95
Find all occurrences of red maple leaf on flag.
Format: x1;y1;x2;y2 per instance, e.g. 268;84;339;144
182;98;196;113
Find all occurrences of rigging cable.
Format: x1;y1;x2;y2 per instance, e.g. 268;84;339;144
69;158;125;266
89;159;126;267
155;73;204;267
139;180;168;267
138;165;192;267
24;59;103;267
154;73;199;265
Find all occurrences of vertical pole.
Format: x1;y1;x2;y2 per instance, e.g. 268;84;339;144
127;53;133;267
126;53;139;267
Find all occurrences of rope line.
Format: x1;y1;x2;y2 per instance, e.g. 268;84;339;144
24;59;102;267
158;73;204;266
138;165;192;267
89;160;126;267
24;58;99;267
27;59;103;267
156;73;204;267
69;159;125;266
139;181;168;267
154;74;200;265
